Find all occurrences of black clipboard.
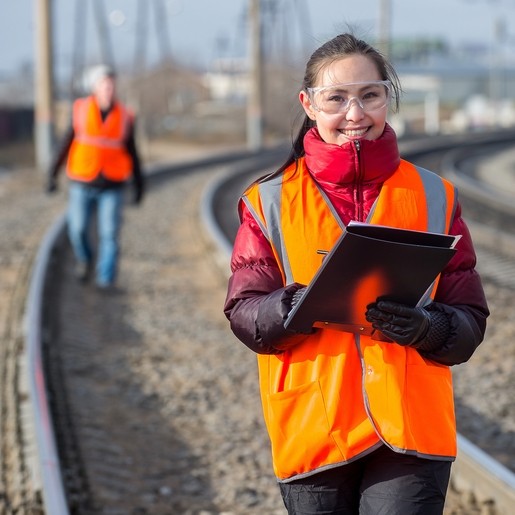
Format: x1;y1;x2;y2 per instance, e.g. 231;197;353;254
284;222;460;334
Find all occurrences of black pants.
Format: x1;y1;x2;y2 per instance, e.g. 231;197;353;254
279;445;451;515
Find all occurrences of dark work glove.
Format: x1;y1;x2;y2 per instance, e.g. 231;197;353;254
256;282;310;350
365;300;431;346
46;176;58;194
289;286;307;311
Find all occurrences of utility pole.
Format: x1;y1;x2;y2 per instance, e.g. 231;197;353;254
247;0;264;151
491;16;506;111
35;0;55;172
377;0;392;59
71;0;88;97
133;0;149;73
92;0;116;68
153;0;173;63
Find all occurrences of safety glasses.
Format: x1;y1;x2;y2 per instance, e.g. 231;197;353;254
307;80;392;114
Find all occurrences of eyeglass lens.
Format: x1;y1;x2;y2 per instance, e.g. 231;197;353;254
313;83;390;114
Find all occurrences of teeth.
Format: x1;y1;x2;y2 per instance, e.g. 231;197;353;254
342;128;368;137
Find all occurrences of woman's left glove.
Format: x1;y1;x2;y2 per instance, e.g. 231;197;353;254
256;282;310;350
365;300;432;347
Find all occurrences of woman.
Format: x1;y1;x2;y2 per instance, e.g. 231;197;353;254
224;33;489;514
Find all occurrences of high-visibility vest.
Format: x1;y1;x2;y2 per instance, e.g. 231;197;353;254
66;96;133;183
242;158;458;482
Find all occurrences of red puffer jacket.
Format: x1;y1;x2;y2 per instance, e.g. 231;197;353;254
224;125;489;366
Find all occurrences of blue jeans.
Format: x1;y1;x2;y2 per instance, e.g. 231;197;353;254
67;182;124;286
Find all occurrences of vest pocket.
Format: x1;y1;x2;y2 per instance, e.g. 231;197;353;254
267;380;338;478
405;363;456;456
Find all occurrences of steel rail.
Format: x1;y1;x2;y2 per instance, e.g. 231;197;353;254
23;212;69;515
454;434;515;515
20;148;273;514
442;146;515;259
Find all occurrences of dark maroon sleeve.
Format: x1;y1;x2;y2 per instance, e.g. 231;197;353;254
224;203;310;354
422;203;489;365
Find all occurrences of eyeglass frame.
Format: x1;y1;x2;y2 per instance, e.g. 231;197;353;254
306;80;392;114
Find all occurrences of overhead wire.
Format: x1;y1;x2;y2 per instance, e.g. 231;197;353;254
133;0;149;74
92;0;116;70
292;0;313;58
153;0;173;64
71;0;88;97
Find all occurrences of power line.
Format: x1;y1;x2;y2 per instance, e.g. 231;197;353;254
71;0;88;96
153;0;173;63
292;0;313;57
92;0;116;69
133;0;149;73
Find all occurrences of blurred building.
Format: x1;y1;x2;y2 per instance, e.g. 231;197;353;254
0;69;34;144
386;38;515;134
4;35;515;147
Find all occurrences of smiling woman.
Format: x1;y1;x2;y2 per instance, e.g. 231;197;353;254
224;32;489;515
298;38;401;144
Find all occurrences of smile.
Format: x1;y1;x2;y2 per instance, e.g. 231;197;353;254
340;128;369;137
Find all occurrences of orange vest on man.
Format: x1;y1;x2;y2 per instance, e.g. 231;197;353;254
66;96;133;183
242;158;458;482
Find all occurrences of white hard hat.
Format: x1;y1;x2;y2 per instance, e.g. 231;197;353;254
87;64;116;91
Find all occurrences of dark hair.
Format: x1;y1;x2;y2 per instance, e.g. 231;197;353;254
271;33;401;177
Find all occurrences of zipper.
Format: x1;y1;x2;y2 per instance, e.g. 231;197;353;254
354;140;364;221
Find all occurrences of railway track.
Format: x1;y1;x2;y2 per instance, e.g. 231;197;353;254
5;131;515;513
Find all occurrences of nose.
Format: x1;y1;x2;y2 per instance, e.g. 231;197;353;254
345;97;365;120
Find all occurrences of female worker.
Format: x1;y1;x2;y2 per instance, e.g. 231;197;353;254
224;33;489;514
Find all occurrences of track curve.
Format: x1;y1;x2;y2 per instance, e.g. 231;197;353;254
18;131;515;514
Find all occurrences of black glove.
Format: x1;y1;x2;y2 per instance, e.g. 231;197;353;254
365;300;431;346
290;286;307;311
46;176;58;194
256;282;310;349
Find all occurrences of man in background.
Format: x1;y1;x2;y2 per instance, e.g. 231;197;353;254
46;64;144;290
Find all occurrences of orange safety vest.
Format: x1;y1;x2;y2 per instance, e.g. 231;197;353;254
242;158;458;482
66;96;133;183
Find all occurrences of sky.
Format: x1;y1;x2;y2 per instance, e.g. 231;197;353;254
1;0;515;79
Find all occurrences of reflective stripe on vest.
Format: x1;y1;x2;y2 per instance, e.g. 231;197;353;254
242;158;458;482
74;97;130;148
66;97;133;182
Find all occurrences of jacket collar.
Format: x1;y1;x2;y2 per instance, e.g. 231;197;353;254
303;124;401;186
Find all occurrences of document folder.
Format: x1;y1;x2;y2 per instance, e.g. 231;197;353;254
284;222;460;335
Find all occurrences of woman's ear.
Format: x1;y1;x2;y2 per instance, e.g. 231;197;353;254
299;90;317;120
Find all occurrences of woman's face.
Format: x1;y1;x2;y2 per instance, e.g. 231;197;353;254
299;54;388;145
